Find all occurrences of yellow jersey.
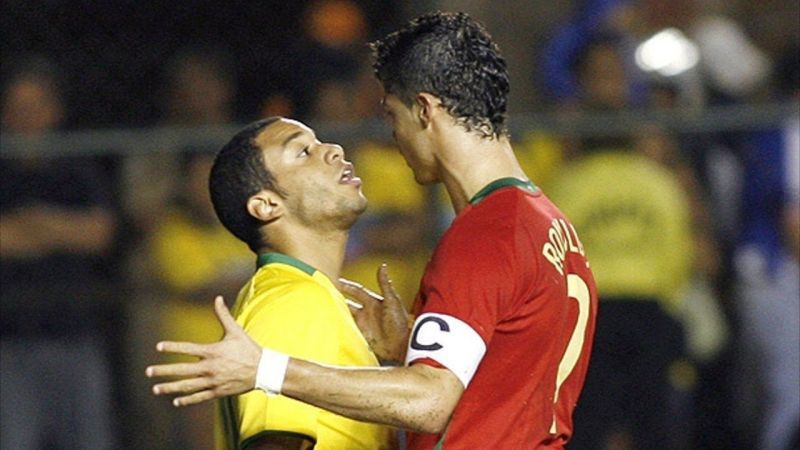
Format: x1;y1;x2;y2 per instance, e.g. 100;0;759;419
218;253;392;450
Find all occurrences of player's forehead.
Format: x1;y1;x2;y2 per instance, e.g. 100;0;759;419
253;118;314;155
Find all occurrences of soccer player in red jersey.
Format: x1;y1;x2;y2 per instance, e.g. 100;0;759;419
148;12;598;449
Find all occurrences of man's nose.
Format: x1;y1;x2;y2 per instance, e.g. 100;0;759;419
325;144;344;164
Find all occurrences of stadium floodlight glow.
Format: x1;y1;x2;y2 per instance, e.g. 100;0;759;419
635;28;700;77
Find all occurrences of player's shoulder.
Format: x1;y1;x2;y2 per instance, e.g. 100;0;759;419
245;265;335;313
252;261;312;285
484;187;563;231
439;187;559;262
238;277;338;336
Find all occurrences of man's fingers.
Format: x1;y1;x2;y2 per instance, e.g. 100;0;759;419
213;295;240;335
152;376;210;396
337;277;364;290
146;362;205;379
337;279;370;298
345;298;364;310
155;340;211;358
377;263;400;303
173;390;218;407
337;277;383;302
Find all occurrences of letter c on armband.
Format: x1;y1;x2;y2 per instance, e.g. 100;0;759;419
410;316;450;351
405;313;487;388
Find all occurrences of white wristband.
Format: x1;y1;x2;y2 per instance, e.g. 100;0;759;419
255;348;289;396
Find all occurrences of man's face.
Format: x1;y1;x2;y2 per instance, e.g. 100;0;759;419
255;118;367;229
1;77;63;134
580;44;628;110
382;93;439;184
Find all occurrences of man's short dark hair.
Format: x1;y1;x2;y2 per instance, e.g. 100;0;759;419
371;11;510;138
209;117;284;252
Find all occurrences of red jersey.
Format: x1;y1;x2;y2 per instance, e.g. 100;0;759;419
406;178;598;449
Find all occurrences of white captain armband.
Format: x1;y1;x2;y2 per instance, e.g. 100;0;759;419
255;348;289;396
404;313;487;388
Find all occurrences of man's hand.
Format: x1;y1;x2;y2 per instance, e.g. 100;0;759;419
146;296;261;407
338;264;411;363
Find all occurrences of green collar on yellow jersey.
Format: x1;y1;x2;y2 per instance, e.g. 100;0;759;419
256;252;316;276
469;177;538;205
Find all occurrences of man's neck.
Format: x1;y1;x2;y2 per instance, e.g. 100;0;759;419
437;130;527;214
259;226;349;282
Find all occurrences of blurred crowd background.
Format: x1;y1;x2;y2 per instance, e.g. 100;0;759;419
1;0;798;449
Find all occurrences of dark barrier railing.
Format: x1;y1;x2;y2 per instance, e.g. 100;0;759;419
1;101;797;157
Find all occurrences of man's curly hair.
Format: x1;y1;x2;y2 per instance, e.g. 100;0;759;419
371;11;510;138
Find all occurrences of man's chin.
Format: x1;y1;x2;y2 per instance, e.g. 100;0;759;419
339;199;368;228
414;172;439;185
355;199;369;216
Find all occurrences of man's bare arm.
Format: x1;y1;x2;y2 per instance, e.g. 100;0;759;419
281;360;461;433
147;297;463;433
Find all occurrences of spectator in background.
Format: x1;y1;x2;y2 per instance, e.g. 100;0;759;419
122;46;237;240
0;56;118;449
683;0;771;103
733;46;799;450
547;38;693;450
634;127;728;366
161;47;237;126
145;152;252;450
776;45;800;264
121;47;240;450
259;0;387;125
290;0;369;119
304;46;385;124
634;126;732;448
540;0;772;109
540;0;649;107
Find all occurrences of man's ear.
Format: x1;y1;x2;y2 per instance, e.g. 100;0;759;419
246;190;283;223
415;92;440;128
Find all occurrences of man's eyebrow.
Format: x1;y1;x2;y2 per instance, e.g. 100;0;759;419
281;131;304;148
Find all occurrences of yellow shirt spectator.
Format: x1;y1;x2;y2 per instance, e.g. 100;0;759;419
150;209;252;351
547;150;693;312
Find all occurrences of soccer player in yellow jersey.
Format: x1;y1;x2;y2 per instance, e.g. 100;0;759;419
201;116;392;449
